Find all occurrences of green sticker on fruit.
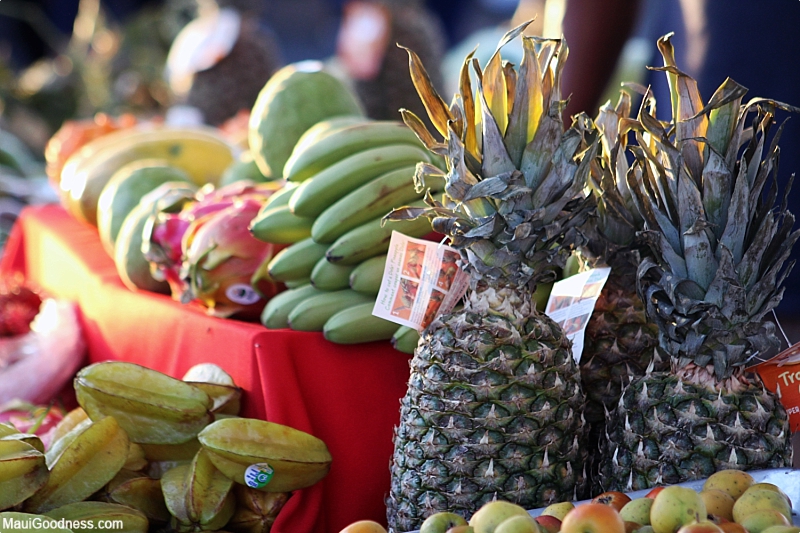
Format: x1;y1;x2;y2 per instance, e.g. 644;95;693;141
244;462;274;488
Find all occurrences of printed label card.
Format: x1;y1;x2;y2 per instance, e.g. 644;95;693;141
544;267;611;363
373;232;469;331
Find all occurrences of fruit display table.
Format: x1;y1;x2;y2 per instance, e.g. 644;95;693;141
0;204;413;533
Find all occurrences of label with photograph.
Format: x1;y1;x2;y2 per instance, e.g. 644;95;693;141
544;267;611;363
373;231;470;331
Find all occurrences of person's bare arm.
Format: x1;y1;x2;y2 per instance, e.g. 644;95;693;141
560;0;642;118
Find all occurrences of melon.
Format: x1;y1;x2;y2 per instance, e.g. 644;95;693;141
248;61;364;179
97;159;191;257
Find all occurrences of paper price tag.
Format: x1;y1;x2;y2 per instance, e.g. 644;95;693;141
544;267;611;363
751;342;800;432
372;232;469;331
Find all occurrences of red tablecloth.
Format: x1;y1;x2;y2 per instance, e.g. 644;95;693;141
0;204;412;533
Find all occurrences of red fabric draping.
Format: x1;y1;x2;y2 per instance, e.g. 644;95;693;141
0;204;412;533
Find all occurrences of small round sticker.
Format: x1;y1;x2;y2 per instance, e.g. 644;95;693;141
244;463;274;489
226;283;262;305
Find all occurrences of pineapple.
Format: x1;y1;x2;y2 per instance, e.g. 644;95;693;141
578;90;663;486
385;23;596;530
599;34;799;491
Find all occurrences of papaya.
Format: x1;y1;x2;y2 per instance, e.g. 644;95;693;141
248;61;364;179
60;126;237;226
97;159;191;257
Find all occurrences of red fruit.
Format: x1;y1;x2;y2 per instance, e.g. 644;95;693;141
646;486;666;499
592;491;632;512
561;503;625;533
534;514;562;533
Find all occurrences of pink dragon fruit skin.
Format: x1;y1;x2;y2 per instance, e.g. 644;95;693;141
144;180;281;302
179;196;285;319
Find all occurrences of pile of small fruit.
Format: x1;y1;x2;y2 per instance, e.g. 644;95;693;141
0;362;332;532
338;469;797;533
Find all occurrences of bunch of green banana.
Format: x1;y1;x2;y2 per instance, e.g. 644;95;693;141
252;117;445;346
0;362;328;532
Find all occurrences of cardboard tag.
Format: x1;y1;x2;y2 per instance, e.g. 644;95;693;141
751;342;800;431
544;267;611;363
336;0;392;81
372;232;469;331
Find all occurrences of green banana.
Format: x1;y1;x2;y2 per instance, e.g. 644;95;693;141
284;277;311;289
161;448;235;532
310;164;438;244
284;120;424;183
285;115;369;168
323;303;400;344
391;325;421;354
267;237;329;282
249;204;314;244
349;254;387;295
288;144;431;218
0;439;49;510
198;417;332;493
325;211;433;266
260;284;326;329
287;289;374;332
25;416;130;513
309;257;357;290
74;361;213;445
44;501;149;533
261;182;299;209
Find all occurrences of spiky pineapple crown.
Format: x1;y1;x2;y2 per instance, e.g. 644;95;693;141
579;89;652;272
628;34;800;380
386;21;597;291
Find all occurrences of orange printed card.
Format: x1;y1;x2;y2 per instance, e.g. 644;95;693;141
751;342;800;431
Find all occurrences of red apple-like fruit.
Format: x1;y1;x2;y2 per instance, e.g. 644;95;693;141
717;523;748;533
561;503;626;533
533;514;561;533
647;487;666;499
592;491;633;512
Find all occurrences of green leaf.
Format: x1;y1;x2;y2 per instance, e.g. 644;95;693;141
702;78;747;155
701;146;731;241
683;220;717;291
719;161;750;264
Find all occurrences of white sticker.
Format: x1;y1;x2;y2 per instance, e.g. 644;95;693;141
225;283;262;305
244;463;274;489
544;267;611;363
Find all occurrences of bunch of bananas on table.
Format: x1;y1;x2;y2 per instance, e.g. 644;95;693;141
251;118;442;349
0;362;330;532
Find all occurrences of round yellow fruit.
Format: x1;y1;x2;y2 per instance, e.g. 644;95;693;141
732;488;792;524
702;469;755;500
699;489;735;522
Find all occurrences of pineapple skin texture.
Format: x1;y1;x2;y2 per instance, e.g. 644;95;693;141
386;301;589;531
599;371;792;492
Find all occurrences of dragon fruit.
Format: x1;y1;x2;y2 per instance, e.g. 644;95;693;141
179;195;284;318
143;180;281;302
